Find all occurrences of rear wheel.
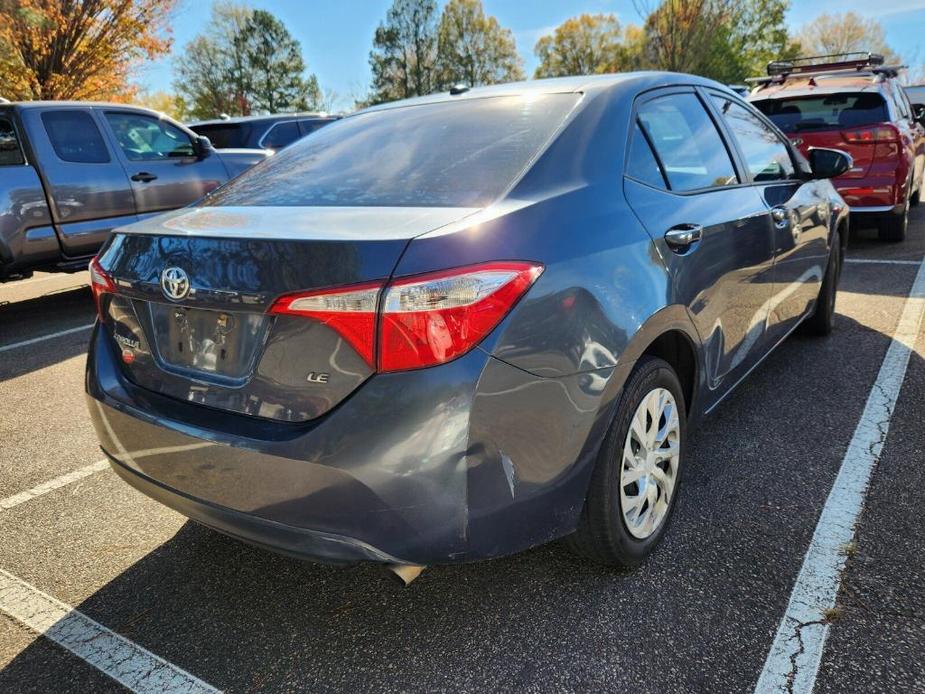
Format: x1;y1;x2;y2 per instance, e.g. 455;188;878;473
878;193;909;242
567;356;686;567
803;229;841;336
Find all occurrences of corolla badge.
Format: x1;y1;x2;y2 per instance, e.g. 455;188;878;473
161;266;191;301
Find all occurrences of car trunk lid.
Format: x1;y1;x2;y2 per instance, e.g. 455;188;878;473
94;205;479;422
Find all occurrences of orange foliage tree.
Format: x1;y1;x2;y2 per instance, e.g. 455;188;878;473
0;0;176;101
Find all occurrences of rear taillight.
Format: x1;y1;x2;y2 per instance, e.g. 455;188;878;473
841;124;899;143
379;262;543;371
269;282;380;366
88;256;115;319
268;261;543;372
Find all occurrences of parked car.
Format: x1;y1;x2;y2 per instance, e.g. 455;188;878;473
188;113;340;151
749;52;925;241
86;73;849;577
0;102;269;281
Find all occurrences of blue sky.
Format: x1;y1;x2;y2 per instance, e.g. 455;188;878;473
143;0;925;110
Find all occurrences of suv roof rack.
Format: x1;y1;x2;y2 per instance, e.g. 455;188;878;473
746;52;906;87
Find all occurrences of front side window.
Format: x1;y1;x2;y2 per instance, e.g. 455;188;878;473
636;93;738;192
105;112;195;161
0;116;25;166
752;93;889;133
712;97;795;183
203;94;580;208
260;121;300;149
42;110;110;164
298;119;332;137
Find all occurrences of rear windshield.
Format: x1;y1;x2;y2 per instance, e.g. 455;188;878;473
752;93;888;133
190;123;252;149
202;94;580;208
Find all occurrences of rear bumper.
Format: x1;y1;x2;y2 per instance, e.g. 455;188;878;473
106;454;402;564
86;322;616;565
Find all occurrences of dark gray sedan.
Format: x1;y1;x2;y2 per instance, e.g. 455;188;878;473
85;73;850;576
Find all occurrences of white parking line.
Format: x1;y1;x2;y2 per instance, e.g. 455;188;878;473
0;460;109;510
845;258;922;266
0;323;94;353
0;569;220;693
755;258;925;693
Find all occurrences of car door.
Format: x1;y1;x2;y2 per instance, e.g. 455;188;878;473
102;110;227;217
622;88;776;406
19;107;137;257
707;91;829;344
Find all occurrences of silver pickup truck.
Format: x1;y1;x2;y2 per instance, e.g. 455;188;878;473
0;102;269;281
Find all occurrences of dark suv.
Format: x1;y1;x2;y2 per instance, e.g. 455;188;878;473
750;53;925;241
188;113;340;151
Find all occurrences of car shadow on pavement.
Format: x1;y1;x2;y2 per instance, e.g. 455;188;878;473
1;302;922;692
0;288;94;383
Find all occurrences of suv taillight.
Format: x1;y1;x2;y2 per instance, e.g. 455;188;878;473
841;124;899;143
269;261;544;372
88;256;115;319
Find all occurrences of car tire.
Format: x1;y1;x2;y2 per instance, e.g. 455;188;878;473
803;229;841;336
878;193;909;242
567;356;686;567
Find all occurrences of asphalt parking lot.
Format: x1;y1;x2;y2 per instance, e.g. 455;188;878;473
1;210;924;693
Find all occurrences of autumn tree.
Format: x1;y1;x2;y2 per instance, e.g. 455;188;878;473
0;0;175;101
534;14;640;78
136;90;187;120
174;2;322;119
368;0;439;104
436;0;523;89
636;0;797;83
796;12;901;65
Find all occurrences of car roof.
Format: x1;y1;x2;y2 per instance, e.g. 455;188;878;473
189;112;335;126
361;72;738;114
9;101;164;113
751;73;892;100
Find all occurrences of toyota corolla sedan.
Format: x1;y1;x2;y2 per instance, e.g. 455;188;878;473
86;73;850;576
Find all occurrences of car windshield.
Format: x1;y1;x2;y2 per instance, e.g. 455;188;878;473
752;93;888;133
202;94;580;208
190;123;252;149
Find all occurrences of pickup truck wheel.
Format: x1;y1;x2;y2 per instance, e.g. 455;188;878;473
803;230;840;336
878;194;909;242
567;356;686;567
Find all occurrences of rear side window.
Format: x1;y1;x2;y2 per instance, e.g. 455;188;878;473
711;97;795;183
203;94;580;208
626;122;667;189
105;112;195;161
637;93;738;191
0;116;25;166
41;110;110;163
752;93;888;133
260;121;300;149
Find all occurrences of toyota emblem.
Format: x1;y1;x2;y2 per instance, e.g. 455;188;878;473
161;266;191;301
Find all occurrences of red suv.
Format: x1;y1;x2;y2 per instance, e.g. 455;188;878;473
750;53;925;241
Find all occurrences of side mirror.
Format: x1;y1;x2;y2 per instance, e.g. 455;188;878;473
913;103;925;126
193;135;213;159
808;147;852;179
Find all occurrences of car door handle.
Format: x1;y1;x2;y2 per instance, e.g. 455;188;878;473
664;223;703;252
131;172;157;183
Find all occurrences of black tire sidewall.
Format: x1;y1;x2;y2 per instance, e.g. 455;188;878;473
599;357;687;565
